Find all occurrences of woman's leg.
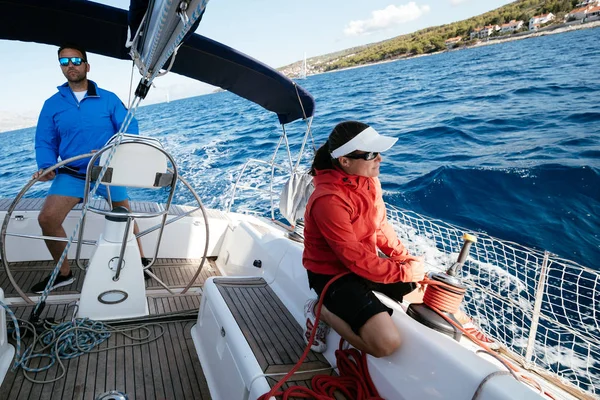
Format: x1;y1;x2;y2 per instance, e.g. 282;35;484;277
320;305;401;358
307;271;403;357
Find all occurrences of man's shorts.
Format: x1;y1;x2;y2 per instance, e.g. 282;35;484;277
307;270;416;335
48;172;128;202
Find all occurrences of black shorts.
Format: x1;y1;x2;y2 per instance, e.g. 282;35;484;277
307;270;416;335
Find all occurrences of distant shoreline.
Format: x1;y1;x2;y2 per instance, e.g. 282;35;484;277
3;22;599;134
312;20;600;77
469;20;600;49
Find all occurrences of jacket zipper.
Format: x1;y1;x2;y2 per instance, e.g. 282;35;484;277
68;88;80;109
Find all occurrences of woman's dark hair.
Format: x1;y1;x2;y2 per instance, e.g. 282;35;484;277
310;121;370;175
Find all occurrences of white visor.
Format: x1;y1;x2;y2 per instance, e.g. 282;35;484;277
330;126;398;158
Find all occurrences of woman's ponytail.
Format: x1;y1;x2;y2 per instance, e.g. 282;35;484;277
310;140;334;176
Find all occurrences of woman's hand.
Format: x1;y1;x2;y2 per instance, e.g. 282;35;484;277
404;256;425;282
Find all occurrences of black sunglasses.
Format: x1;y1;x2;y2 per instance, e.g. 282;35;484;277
59;57;85;67
343;151;379;161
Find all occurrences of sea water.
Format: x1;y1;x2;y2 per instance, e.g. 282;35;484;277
0;27;598;268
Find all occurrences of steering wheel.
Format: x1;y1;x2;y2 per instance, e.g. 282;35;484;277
1;154;211;305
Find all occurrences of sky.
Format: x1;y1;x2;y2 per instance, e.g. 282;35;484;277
0;0;514;131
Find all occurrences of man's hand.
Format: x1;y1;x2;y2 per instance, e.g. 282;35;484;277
32;169;55;182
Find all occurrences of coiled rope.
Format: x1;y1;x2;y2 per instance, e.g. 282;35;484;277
418;275;555;400
259;272;383;400
0;299;200;385
421;277;465;314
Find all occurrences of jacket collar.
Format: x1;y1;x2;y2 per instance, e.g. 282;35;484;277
57;80;99;98
313;168;372;190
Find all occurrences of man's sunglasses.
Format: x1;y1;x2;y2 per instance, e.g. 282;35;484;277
59;57;86;67
343;151;379;161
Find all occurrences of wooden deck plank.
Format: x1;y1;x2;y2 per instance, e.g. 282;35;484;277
16;305;51;400
72;334;88;400
34;306;59;400
83;337;99;400
172;264;186;289
261;285;313;359
223;283;271;368
168;319;196;400
123;328;135;399
164;267;177;290
229;284;284;365
151;299;177;400
131;327;146;400
104;332;117;400
162;322;185;400
114;331;125;398
43;358;71;400
243;286;295;364
94;338;108;400
44;304;67;395
246;286;303;362
139;331;156;400
150;323;171;400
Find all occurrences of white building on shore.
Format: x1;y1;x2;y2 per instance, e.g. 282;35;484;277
586;5;600;20
566;6;589;20
529;13;555;31
470;25;499;39
444;36;463;49
575;0;600;7
500;20;524;33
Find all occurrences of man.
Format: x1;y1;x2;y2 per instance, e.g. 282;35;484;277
32;43;150;294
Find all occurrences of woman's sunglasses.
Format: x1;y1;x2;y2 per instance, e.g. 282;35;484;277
343;151;379;161
59;57;86;67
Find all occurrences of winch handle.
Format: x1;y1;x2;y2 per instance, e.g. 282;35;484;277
446;233;477;276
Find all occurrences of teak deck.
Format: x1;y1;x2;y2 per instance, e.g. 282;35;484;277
0;199;334;399
0;259;219;400
214;277;334;390
1;258;218;297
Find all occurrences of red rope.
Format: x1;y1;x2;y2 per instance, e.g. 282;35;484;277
259;272;382;400
419;276;557;400
422;281;464;314
259;273;556;399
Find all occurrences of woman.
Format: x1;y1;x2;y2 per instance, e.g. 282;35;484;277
302;120;425;357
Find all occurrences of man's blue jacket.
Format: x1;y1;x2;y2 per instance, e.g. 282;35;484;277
35;80;139;175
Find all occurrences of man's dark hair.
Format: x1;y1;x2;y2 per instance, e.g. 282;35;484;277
57;43;88;61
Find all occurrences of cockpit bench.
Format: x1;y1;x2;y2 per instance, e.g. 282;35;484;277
191;276;333;399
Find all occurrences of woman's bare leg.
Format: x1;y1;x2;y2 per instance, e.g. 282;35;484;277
320;305;401;358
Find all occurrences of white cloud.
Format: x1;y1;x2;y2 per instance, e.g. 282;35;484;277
450;0;470;5
343;3;431;36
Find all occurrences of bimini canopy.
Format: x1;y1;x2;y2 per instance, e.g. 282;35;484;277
0;0;315;124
